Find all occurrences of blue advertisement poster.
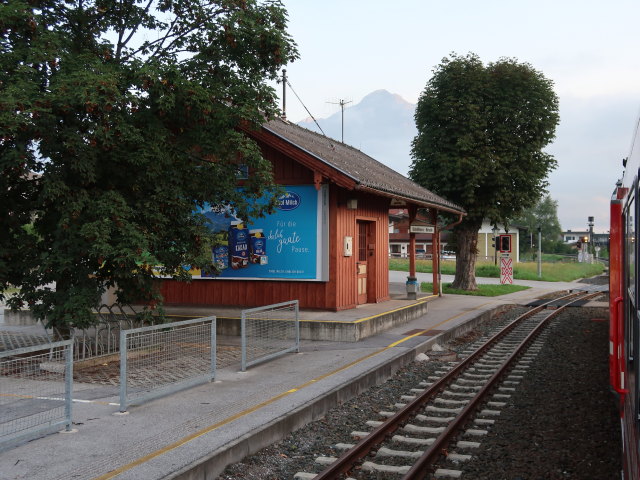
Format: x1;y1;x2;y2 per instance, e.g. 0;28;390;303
197;185;328;280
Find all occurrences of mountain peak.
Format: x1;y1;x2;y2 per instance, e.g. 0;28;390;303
296;90;417;176
361;89;409;103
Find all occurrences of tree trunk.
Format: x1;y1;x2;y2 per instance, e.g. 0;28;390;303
451;221;481;290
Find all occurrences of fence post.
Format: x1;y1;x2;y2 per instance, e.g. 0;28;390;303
64;342;74;432
241;311;247;372
210;318;217;382
119;330;127;413
294;300;300;353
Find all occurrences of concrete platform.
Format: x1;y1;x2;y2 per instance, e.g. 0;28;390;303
159;285;436;342
0;276;607;480
2;283;433;343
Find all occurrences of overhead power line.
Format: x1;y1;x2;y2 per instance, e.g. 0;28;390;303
281;69;326;137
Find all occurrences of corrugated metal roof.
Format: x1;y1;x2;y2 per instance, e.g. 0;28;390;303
263;118;464;214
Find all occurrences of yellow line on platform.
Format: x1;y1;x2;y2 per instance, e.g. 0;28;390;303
387;301;493;347
92;299;489;480
353;295;437;324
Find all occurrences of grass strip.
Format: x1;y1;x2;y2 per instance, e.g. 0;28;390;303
420;282;530;297
390;258;605;282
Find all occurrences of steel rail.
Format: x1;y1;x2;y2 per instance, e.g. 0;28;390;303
402;291;601;479
312;290;587;480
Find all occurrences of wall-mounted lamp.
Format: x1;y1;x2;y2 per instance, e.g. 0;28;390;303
346;198;358;210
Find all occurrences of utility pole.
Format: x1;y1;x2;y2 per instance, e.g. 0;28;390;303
281;69;287;120
327;99;352;143
492;226;499;266
537;226;542;278
588;216;594;260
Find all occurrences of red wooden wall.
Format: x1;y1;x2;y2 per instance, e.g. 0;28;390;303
160;139;390;311
331;187;390;309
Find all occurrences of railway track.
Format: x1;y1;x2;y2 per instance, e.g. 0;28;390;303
293;290;602;480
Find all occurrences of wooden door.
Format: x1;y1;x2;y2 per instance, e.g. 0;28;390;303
357;221;369;304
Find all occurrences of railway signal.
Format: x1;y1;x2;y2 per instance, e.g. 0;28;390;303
499;234;511;253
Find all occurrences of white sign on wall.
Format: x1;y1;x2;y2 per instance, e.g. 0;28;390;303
409;225;435;234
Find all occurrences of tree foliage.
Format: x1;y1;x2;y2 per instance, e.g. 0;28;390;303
410;53;559;289
0;0;298;329
512;195;564;255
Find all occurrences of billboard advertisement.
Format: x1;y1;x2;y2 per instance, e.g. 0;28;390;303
192;185;328;281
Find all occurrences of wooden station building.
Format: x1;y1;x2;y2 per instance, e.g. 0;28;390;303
161;118;464;311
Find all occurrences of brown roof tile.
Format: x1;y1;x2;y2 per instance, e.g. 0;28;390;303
263;118;464;214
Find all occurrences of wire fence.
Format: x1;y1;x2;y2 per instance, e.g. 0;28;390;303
241;300;299;371
59;304;158;362
119;316;216;412
0;340;73;451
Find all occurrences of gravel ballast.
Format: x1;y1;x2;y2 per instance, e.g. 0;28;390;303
460;304;620;479
219;292;621;479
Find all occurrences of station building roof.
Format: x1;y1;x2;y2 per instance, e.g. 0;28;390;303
258;118;465;215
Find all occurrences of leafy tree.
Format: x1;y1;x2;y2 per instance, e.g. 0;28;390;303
410;53;559;290
513;195;563;255
1;0;297;331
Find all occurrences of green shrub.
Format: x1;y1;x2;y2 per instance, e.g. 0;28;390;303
475;264;500;277
421;282;529;296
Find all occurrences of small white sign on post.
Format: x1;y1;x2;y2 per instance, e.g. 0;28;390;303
409;225;435;234
500;256;513;285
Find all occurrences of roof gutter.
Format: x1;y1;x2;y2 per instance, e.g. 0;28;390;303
441;211;465;231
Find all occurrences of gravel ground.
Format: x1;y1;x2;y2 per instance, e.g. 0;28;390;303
460;303;620;480
219;282;620;480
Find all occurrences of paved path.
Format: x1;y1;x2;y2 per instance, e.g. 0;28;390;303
388;270;583;291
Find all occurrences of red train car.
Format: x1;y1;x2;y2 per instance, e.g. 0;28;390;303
610;116;640;479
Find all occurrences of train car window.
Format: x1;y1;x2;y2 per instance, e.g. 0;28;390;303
624;194;636;364
625;198;636;303
626;196;636;303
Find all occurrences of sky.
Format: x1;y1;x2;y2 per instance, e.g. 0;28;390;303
274;0;640;233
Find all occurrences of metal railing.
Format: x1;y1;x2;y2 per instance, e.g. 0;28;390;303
57;304;156;362
241;300;299;371
0;340;73;451
119;316;216;412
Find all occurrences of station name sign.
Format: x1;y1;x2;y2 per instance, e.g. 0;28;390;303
409;225;435;234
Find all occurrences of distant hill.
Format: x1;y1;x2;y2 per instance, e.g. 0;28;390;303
297;89;417;176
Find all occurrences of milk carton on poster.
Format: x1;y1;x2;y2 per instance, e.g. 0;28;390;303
249;229;268;265
212;241;228;271
228;221;249;269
